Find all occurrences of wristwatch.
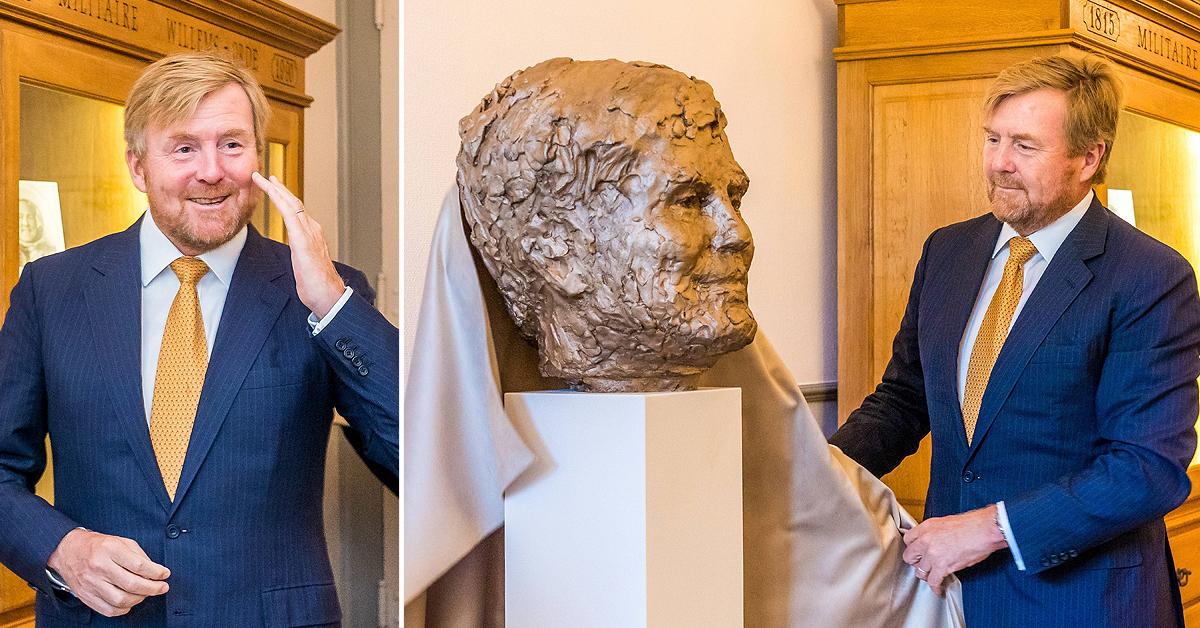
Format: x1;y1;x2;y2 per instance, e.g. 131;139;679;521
45;567;73;594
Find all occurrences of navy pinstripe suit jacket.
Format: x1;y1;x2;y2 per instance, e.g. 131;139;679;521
0;219;399;627
832;196;1200;627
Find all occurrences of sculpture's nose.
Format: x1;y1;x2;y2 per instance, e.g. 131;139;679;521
711;196;752;254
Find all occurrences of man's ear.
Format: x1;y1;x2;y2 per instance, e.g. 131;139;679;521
126;149;148;193
1078;141;1106;183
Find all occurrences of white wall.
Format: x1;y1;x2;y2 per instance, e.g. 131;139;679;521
404;0;839;385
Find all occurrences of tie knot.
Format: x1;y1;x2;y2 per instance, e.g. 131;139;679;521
1007;236;1038;266
170;257;209;286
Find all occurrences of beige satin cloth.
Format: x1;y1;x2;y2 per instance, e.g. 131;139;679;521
404;188;964;627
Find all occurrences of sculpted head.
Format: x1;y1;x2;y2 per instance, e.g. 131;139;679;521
457;58;757;392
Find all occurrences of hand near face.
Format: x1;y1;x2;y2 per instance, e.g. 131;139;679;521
252;172;346;318
47;529;170;617
902;504;1008;595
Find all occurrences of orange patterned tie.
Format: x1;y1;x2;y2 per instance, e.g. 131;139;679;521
149;257;210;500
962;236;1038;445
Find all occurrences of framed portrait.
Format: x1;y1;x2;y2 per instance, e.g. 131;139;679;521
17;180;65;273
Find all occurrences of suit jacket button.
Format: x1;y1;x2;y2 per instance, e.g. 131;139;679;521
166;524;181;539
1041;557;1051;567
358;366;369;376
1068;550;1078;558
344;348;356;359
335;338;349;351
352;357;364;367
962;470;975;483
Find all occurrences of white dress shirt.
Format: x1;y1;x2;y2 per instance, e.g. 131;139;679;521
138;212;352;424
140;213;245;425
955;191;1093;570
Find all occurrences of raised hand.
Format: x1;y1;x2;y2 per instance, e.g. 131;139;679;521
46;529;170;617
252;172;345;318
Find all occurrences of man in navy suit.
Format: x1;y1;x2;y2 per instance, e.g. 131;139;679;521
831;55;1200;625
0;53;398;625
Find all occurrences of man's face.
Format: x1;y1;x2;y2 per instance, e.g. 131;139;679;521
983;88;1094;235
18;201;40;243
588;131;756;361
126;83;259;255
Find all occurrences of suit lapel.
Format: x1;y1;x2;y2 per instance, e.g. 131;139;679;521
84;218;174;512
967;199;1108;455
926;216;1001;448
171;228;288;513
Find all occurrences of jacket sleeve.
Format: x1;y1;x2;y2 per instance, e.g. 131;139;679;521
829;232;935;478
1003;253;1200;574
0;263;83;592
313;268;399;493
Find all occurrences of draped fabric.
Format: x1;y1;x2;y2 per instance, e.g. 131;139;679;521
404;188;965;627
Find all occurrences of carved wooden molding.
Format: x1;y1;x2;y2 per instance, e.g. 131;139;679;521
156;0;339;56
836;0;1200;91
834;30;1078;61
0;0;337;105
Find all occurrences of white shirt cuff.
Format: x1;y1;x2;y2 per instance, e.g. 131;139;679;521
996;501;1026;571
307;286;353;336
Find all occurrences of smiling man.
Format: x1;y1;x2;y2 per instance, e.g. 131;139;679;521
830;55;1200;626
0;53;398;626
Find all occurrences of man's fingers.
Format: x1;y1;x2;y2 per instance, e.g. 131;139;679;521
77;594;126;619
927;569;948;596
251;173;296;220
106;563;170;597
902;538;926;564
912;561;929;581
902;523;923;545
253;172;304;218
111;540;171;581
87;580;144;616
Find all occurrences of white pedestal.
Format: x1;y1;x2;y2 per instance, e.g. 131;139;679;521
504;388;743;628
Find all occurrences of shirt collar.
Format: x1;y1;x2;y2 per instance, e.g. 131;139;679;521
992;190;1093;264
139;210;247;287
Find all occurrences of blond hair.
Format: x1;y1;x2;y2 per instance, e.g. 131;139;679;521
985;54;1122;182
124;52;270;157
